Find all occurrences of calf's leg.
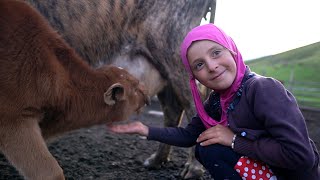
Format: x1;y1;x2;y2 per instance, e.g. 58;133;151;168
0;117;64;180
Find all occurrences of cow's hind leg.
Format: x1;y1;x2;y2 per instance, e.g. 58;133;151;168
0;117;64;180
179;108;206;179
144;85;205;179
143;86;183;169
144;86;204;179
180;146;205;179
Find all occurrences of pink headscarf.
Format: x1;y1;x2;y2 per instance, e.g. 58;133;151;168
180;23;246;128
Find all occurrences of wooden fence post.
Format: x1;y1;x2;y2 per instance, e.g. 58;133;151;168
288;69;295;92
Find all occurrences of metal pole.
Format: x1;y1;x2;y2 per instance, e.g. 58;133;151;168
210;0;216;23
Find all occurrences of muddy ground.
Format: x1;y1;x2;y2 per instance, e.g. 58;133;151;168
0;100;212;180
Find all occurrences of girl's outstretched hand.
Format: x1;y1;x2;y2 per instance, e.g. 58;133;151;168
196;124;234;147
107;121;149;137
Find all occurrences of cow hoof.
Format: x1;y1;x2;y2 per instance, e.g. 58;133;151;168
143;153;170;169
180;161;205;179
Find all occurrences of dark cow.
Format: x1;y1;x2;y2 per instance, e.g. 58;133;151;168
25;0;216;178
0;1;149;179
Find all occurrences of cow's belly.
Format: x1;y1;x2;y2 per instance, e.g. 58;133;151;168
112;54;167;97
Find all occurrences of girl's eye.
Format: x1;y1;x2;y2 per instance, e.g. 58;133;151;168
193;62;204;71
211;49;223;58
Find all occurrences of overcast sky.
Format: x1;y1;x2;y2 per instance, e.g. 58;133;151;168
202;0;320;61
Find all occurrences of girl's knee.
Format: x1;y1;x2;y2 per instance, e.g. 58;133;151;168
195;144;229;164
195;144;242;179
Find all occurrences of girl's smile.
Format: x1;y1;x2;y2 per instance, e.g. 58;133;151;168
210;69;226;80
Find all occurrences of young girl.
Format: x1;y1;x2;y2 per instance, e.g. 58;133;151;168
108;24;320;179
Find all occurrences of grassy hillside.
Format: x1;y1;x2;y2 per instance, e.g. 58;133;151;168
246;42;320;108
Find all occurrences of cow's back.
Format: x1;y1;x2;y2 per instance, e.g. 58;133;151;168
25;0;211;74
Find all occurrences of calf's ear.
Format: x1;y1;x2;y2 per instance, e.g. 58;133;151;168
104;83;125;105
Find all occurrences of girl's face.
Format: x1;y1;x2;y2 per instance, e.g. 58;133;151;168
187;40;237;91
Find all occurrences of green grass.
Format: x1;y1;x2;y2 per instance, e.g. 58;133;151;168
246;42;320;108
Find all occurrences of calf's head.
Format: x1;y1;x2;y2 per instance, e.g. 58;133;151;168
100;66;150;122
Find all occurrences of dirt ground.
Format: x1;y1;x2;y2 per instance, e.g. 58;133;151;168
0;100;212;180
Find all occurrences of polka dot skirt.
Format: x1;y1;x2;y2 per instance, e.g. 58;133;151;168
234;156;277;180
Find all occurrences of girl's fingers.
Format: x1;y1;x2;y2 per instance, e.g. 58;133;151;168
197;125;234;145
107;122;138;133
197;131;215;143
107;121;149;136
199;138;218;146
107;124;127;133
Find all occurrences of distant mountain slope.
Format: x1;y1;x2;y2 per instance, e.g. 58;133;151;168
246;42;320;82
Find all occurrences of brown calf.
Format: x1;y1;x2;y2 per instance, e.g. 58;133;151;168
0;0;149;179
